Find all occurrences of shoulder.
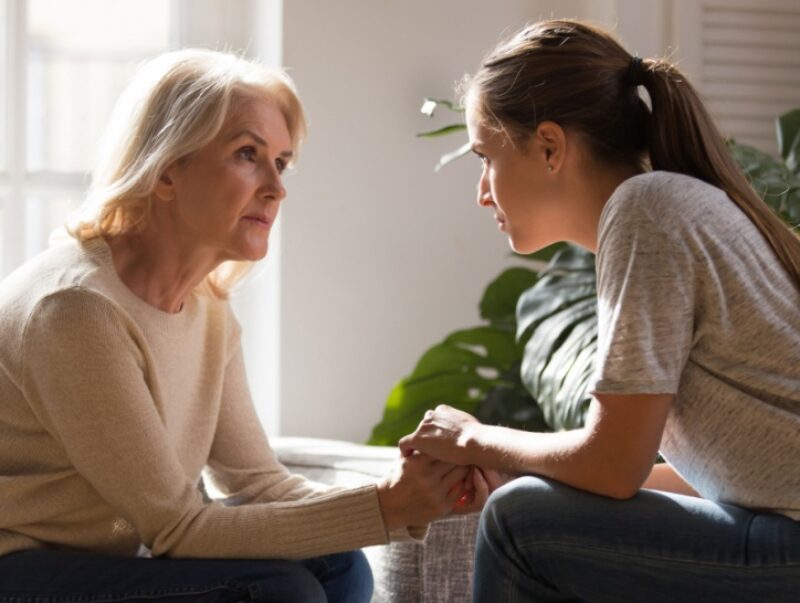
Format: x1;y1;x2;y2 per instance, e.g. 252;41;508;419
602;171;728;232
24;287;129;346
0;241;120;342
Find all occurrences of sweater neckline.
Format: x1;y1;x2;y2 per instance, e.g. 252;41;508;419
80;237;200;338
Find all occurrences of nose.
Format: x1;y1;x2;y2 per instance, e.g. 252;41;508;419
261;164;287;203
476;172;493;207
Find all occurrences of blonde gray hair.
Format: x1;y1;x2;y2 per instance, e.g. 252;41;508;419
69;48;306;298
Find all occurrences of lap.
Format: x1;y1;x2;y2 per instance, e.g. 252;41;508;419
477;476;800;602
0;548;370;603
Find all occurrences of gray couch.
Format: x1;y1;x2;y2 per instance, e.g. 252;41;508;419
272;437;480;603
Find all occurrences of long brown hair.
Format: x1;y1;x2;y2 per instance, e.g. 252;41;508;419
466;19;800;285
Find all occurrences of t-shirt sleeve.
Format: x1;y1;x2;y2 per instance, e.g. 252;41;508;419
20;288;389;559
590;196;697;395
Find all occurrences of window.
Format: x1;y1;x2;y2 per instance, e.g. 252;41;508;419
1;0;173;275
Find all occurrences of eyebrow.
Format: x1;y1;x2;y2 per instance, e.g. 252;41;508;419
229;129;293;159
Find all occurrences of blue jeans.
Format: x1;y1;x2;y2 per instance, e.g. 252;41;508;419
474;476;800;602
0;548;372;602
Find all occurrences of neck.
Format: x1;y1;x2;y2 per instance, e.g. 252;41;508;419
566;160;642;253
105;222;222;314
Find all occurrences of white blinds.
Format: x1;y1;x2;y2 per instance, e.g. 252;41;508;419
689;0;800;154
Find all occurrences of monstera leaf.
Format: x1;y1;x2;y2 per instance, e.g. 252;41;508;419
516;245;597;431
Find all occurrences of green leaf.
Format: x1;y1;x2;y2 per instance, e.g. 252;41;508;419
368;372;487;445
777;108;800;172
514;244;597;431
516;270;596;341
435;141;472;171
445;326;522;369
475;367;548;432
479;267;539;328
367;326;524;445
416;124;468;138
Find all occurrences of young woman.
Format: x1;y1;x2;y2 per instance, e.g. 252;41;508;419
0;49;486;602
400;19;800;602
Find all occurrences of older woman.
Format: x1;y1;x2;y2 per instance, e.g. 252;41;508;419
0;50;485;602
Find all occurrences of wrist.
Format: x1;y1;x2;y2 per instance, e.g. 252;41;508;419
375;481;402;532
462;421;489;464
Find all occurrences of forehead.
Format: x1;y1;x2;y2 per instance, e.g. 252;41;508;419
464;95;495;142
220;96;291;147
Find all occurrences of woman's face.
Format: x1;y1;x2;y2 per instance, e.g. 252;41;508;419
465;98;565;254
161;96;293;263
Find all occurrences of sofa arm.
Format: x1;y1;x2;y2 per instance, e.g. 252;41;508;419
272;437;478;603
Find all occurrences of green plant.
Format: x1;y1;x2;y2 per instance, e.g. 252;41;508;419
367;105;800;446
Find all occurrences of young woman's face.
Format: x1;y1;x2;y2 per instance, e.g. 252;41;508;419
162;96;293;262
465;99;565;254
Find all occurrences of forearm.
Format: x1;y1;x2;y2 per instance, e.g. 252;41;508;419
467;424;644;499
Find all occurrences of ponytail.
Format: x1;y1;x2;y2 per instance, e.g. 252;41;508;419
640;59;800;284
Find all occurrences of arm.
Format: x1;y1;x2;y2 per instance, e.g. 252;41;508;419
205;324;473;533
400;392;672;500
23;290;396;559
203;339;335;505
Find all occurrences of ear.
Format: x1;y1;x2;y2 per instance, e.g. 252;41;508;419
153;165;177;202
534;121;567;174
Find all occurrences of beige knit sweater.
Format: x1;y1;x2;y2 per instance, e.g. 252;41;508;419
0;237;399;559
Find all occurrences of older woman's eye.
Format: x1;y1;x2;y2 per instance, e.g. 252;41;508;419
238;147;256;161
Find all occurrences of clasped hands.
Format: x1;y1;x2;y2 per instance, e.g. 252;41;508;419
377;404;508;532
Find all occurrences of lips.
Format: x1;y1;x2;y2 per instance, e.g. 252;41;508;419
243;215;272;227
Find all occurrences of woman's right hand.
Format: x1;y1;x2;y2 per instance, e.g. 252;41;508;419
376;451;470;531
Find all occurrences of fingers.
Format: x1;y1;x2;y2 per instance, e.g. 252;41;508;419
452;467;490;515
441;463;470;492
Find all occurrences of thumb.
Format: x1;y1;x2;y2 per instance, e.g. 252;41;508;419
398;434;416;457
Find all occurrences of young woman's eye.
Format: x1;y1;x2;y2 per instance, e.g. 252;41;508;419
275;158;287;174
238;147;256;161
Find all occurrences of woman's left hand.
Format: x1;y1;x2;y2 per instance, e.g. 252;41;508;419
399;404;482;465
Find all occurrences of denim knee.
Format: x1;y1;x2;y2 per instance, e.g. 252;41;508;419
336;549;373;603
480;476;588;552
298;549;373;603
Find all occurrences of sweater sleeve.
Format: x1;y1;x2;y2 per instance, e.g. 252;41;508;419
204;337;340;504
20;288;389;559
205;330;430;544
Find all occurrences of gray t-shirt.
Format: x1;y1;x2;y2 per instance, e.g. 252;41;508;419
591;171;800;520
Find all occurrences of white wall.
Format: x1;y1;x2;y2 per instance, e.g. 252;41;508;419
261;0;674;442
276;0;538;442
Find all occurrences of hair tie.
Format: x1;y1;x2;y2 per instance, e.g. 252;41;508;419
625;56;645;87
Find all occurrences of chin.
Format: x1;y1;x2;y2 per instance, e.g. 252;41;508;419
507;237;539;255
231;244;269;263
508;230;562;256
